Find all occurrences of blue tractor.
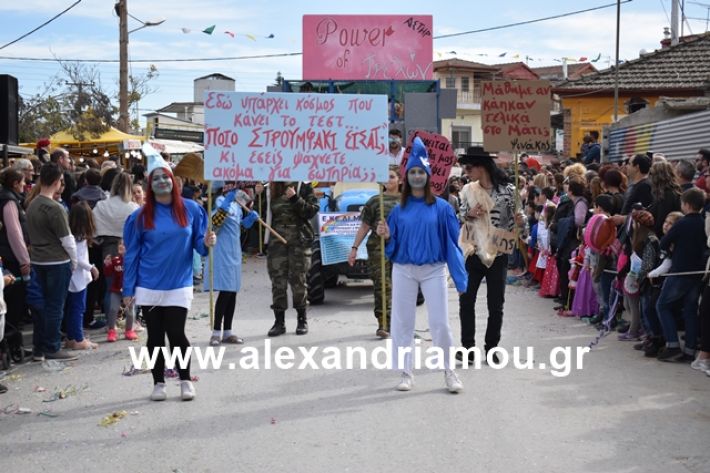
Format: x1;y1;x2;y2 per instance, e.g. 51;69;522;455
307;187;379;305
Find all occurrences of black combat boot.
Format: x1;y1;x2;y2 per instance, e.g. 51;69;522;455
295;308;308;335
268;310;286;337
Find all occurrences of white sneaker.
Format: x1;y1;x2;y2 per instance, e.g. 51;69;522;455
690;358;710;372
150;382;167;401
181;380;195;401
445;369;463;393
395;372;413;391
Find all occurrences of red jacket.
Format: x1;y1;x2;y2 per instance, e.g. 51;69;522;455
103;255;124;293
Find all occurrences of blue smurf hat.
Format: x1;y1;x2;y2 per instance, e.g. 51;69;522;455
142;142;172;176
405;137;430;176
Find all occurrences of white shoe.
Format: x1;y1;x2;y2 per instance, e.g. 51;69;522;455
181;380;195;401
395;372;413;391
445;369;463;393
690;358;710;372
150;382;167;401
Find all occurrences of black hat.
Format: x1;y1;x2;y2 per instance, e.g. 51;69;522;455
458;146;495;165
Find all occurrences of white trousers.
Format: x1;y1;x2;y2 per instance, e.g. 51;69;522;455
391;262;454;373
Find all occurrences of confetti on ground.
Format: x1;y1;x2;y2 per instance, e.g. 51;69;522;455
99;410;128;427
38;410;59;418
17;407;32;414
122;366;150;377
6;374;22;382
270;417;277;425
188;312;209;320
41;360;67;372
33;386;47;393
43;384;89;402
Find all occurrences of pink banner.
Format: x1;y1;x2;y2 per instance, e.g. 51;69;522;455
303;15;433;81
400;131;456;195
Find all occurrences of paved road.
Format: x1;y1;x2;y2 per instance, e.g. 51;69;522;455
1;257;708;473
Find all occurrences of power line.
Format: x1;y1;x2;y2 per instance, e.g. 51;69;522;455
435;0;633;39
0;0;83;51
0;1;632;63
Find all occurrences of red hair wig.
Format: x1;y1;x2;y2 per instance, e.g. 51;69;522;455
139;170;188;229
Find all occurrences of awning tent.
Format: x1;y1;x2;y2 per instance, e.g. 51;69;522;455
21;127;144;157
148;139;204;155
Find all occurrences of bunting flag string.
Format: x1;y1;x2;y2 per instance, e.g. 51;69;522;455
179;24;275;41
436;49;609;65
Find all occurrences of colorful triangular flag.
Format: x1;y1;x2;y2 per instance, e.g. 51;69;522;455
265;33;274;39
591;53;602;62
245;33;256;41
498;52;507;57
181;27;191;34
578;56;588;62
202;25;216;35
224;31;235;38
512;53;520;59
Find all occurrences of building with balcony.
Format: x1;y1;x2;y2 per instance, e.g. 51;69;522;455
433;59;499;151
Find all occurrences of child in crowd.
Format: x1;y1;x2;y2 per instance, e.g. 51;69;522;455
104;240;137;342
647;211;683;278
65;202;99;350
538;206;559;298
570;244;598;318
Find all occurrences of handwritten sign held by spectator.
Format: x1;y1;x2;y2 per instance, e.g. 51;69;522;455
399;131;456;195
203;91;389;183
302;15;433;81
490;227;518;255
318;212;368;265
481;80;552;153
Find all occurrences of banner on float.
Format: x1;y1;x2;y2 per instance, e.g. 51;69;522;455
302;15;433;80
481;80;552;153
203;91;389;182
318;212;368;265
399;130;456;195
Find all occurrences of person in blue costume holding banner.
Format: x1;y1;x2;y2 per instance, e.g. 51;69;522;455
123;144;216;402
204;186;259;346
376;137;468;394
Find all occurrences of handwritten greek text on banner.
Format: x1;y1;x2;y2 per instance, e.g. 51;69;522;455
203;91;389;182
303;15;433;81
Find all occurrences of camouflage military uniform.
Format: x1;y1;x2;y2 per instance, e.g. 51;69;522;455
360;193;399;330
267;183;319;311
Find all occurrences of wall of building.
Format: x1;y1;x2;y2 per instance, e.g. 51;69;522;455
193;78;235;102
561;95;663;158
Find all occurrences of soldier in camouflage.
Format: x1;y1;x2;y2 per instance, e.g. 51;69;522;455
348;166;401;338
266;181;319;336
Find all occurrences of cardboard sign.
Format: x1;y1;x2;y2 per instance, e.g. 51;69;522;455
399;131;456;195
481;80;552;153
490;227;518;255
318;212;368;265
303;15;433;80
203;91;389;182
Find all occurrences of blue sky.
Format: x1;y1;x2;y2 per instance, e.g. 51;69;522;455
1;0;708;125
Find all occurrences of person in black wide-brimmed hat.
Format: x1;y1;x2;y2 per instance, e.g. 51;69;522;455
456;146;526;365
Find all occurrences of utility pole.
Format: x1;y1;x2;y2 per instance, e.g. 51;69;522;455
613;0;621;122
118;0;129;132
671;0;680;45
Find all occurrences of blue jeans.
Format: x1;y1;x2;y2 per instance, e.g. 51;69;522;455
66;289;87;343
656;276;701;353
640;286;662;337
597;271;615;319
32;262;72;355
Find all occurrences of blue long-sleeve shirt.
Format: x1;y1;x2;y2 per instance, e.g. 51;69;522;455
123;198;208;305
385;196;468;292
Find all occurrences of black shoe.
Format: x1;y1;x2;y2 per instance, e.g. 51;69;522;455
268;310;286;337
656;347;682;362
485;346;500;365
268;322;286;337
616;320;630;333
85;319;106;330
0;383;7;394
643;339;663;357
295;310;308;335
455;350;476;365
633;339;649;351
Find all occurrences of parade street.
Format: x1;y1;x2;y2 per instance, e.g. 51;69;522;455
0;257;708;473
